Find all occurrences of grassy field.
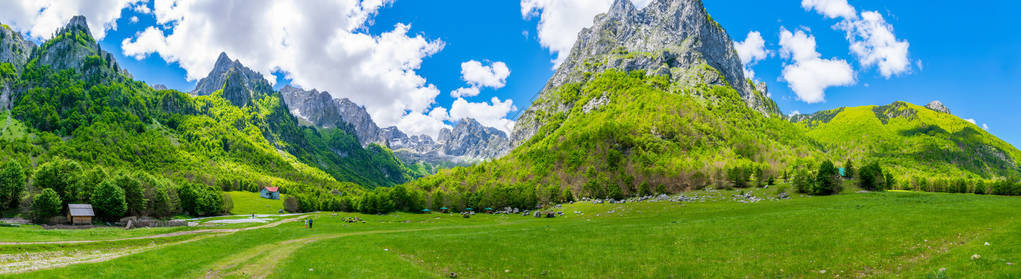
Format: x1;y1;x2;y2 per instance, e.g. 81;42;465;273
0;190;1018;278
227;191;288;215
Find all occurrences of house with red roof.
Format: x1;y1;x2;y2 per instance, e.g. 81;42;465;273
260;186;280;200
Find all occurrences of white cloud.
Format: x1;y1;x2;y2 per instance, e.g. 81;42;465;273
130;16;139;23
120;0;463;137
965;118;976;125
734;31;771;79
0;0;140;40
450;60;510;98
788;110;801;117
461;60;510;89
800;0;856;20
449;97;518;135
521;0;651;67
396;107;451;139
983;123;989;130
837;11;911;78
132;1;151;14
450;87;481;98
802;1;912;78
779;28;855;103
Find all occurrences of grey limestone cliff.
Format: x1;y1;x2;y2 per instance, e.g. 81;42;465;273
510;0;780;147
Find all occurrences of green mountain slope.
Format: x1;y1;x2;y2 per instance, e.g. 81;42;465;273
0;16;419;198
408;70;822;209
794;101;1021;179
404;0;1021;211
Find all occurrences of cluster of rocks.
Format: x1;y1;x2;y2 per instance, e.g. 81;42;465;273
531;211;563;218
118;216;187;229
341;217;365;223
731;192;763;203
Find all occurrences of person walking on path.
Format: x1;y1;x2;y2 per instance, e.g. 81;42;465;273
308;218;313;229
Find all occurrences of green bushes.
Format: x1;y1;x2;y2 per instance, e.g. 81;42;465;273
91;180;127;221
110;173;146;216
858;162;887;191
283;196;299;213
31;188;62;222
178;183;225;216
0;160;26;210
32;158;85;203
813;160;841;195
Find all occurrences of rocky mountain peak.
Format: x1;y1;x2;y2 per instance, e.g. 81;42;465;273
281;86;511;165
192;52;272;102
510;0;778;147
925;100;951;114
440;118;510;159
31;15;130;79
65;15;91;34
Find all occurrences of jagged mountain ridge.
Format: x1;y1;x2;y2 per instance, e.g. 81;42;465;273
1;15;419;191
510;0;779;147
279;86;511;166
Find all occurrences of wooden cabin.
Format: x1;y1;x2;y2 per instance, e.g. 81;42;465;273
67;204;95;225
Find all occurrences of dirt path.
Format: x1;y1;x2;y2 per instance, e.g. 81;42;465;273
0;233;224;274
0;215;310;246
202;225;504;279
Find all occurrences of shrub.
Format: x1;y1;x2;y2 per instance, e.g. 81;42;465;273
0;160;26;210
177;183;223;216
843;159;855;179
283;196;299;213
858;162;886;191
31;188;63;223
111;173;146;216
813;160;841;195
221;193;234;215
91;180;127;221
792;167;813;194
32;158;85;202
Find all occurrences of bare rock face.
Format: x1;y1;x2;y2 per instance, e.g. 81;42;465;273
925;100;951;114
30;16;131;79
510;0;780;147
439;118;511;160
280;85;384;145
0;23;35;70
280;86;510;166
193;52;272;101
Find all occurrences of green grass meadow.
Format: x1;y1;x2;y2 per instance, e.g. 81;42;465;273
1;191;1018;278
227;191;288;215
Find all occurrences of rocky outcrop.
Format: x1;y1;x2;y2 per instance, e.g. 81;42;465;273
193;52;272;100
0;23;35;70
32;16;131;79
280;85;385;145
925;100;951;114
439;118;511;159
510;0;780;147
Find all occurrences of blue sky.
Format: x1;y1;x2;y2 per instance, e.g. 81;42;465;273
3;0;1018;147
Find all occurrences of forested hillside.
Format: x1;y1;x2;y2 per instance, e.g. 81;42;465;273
794;101;1021;180
0;16;423;219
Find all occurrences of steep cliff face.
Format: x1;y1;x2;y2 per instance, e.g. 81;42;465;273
0;24;35;70
439;118;511;160
26;16;130;82
193;52;273;99
510;0;779;147
280;85;384;145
